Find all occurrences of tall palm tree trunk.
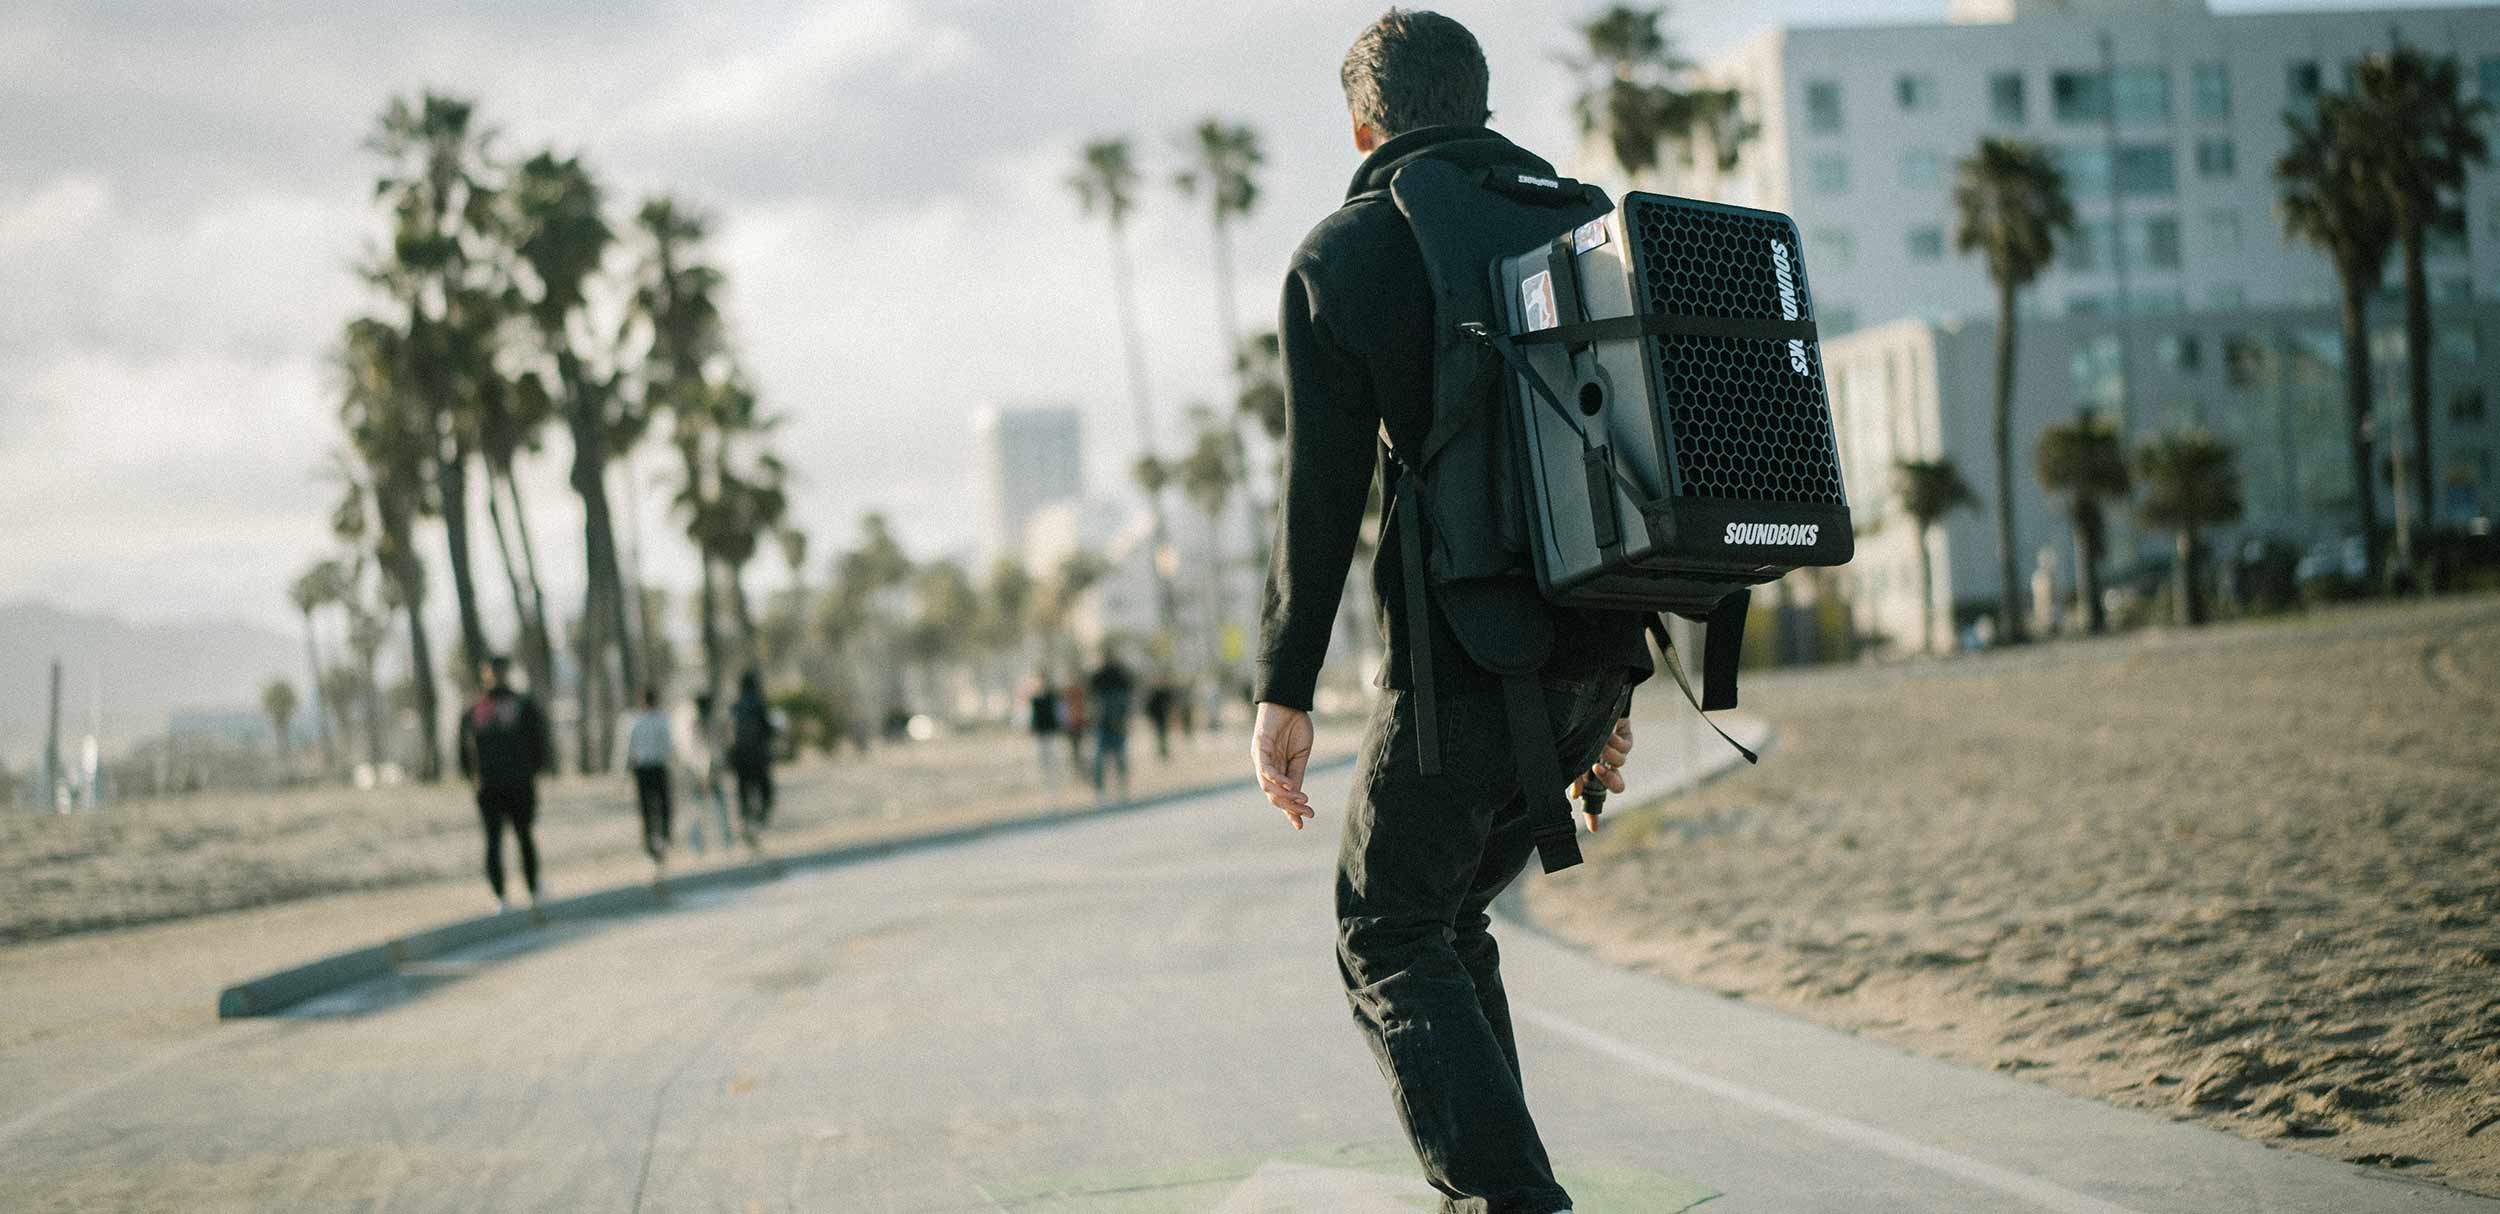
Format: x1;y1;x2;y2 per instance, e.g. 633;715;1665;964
297;609;337;775
2398;229;2435;538
2071;502;2107;634
1990;279;2026;644
2175;526;2202;626
2336;276;2385;579
435;437;491;678
1106;226;1180;651
503;470;560;715
728;563;758;662
1916;527;1939;655
483;470;553;713
564;356;636;765
388;553;442;781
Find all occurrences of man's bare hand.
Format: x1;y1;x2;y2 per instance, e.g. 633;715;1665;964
1569;716;1635;830
1252;701;1317;829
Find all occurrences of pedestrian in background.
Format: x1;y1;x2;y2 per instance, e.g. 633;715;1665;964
1143;677;1177;762
1061;670;1089;773
1027;675;1064;790
727;668;777;849
458;655;553;914
682;692;737;855
1087;648;1136;801
622;687;673;871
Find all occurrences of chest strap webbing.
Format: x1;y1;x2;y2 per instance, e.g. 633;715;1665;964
1504;672;1584;874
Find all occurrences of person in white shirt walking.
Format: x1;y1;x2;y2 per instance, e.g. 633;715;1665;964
622;688;674;868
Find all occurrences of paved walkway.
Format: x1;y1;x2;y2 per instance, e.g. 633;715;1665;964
2;719;2491;1212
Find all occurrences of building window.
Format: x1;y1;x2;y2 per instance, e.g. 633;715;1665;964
2128;215;2184;270
2208;284;2247;310
1806;80;1844;133
2288;61;2322;117
1809;154;1850;194
1907;225;1944;261
2157;333;2204;371
2224;335;2275;391
2062;219;2114;272
2426;224;2469;259
1899;147;1943;189
2055;145;2109;196
1812;227;1858;268
2439;277;2476;303
1897;73;1937;111
2207;208;2243;255
2068;293;2110;316
1990;72;2028;124
2070;334;2126;407
2114;145;2178;195
2053;70;2112;123
2195;137;2235;178
2192;62;2231;119
2133;288;2187;314
2114;66;2172;122
2481;56;2500;100
2439;321;2480;366
2455;388;2489;424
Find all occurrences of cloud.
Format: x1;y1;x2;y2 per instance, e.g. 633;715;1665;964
628;0;975;138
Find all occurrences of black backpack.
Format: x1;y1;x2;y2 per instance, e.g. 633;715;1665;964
1378;158;1850;874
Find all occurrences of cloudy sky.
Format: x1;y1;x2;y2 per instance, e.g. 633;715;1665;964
0;0;2412;640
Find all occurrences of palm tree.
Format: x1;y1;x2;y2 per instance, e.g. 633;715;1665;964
2341;47;2491;545
367;91;503;684
2136;429;2244;626
907;561;981;717
1174;120;1264;367
631;195;732;697
1894;458;1978;655
262;680;299;769
339;316;444;780
833;512;916;725
2278;99;2400;581
287;560;348;774
1177;408;1245;677
1569;5;1750;186
507;149;640;763
1069;137;1180;654
1952;136;2075;645
1034;551;1111;673
476;372;557;711
2033;410;2132;634
982;557;1037;673
1234;331;1288;573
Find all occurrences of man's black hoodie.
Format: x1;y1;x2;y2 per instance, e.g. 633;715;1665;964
1254;126;1649;712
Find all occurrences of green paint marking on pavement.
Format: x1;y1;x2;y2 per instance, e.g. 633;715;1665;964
983;1143;1716;1213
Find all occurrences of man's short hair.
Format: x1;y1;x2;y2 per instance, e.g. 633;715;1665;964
485;655;511;677
1340;9;1491;138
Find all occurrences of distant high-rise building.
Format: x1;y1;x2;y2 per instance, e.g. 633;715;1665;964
971;405;1084;566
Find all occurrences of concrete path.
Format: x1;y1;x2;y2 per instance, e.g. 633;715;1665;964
2;723;2491;1212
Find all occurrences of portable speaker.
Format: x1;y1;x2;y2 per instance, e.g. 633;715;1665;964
1492;192;1853;614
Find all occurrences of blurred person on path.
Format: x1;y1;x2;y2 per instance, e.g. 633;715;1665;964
458;655;554;913
1143;677;1177;762
622;687;673;871
726;668;777;849
1086;649;1137;801
1027;675;1065;791
1061;671;1089;771
1247;13;1645;1213
681;692;737;855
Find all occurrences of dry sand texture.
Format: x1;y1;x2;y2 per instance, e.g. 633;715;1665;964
1531;593;2500;1197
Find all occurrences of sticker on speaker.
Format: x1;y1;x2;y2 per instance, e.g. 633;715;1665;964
1522;270;1558;332
1571;216;1609;254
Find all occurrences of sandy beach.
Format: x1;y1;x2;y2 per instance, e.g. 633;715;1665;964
1529;593;2500;1198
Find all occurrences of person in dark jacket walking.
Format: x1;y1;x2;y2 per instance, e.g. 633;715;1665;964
1085;649;1136;801
726;668;777;849
1247;13;1643;1214
458;656;554;912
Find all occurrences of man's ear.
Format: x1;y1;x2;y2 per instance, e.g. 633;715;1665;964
1352;120;1382;154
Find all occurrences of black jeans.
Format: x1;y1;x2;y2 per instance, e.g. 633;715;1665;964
1336;670;1628;1214
734;763;773;837
632;765;672;860
476;783;540;901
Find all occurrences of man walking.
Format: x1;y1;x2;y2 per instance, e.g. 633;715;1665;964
726;668;777;849
682;692;738;855
459;655;553;913
622;687;673;870
1249;13;1642;1213
1085;648;1136;801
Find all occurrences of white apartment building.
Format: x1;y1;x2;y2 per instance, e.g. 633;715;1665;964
970;404;1084;568
1668;0;2500;649
1684;0;2500;334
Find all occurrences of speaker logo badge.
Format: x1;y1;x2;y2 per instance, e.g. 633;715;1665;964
1725;522;1821;546
1571;216;1610;254
1769;239;1810;376
1521;269;1558;332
